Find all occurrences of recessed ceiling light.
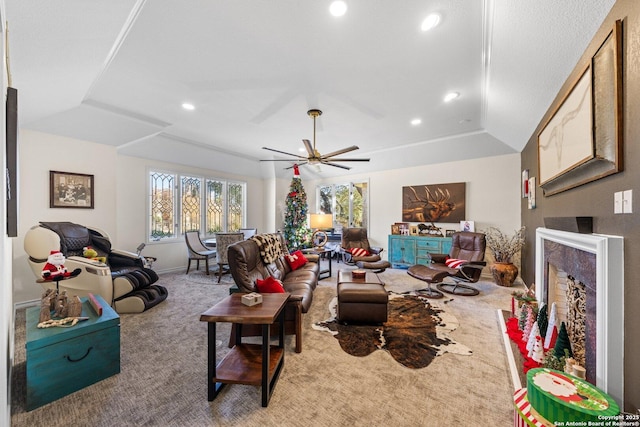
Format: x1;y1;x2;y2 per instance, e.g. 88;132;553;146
421;13;441;31
330;1;347;17
444;92;459;102
182;103;195;111
411;118;422;126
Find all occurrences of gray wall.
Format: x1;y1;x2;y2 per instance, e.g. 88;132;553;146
521;0;639;412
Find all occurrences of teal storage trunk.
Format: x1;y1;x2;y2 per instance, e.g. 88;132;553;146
25;294;120;411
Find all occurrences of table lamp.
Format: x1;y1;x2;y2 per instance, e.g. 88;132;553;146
309;213;333;248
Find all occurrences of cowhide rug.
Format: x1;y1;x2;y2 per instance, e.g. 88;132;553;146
312;292;472;369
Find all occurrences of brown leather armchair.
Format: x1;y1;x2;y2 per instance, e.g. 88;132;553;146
339;228;384;264
427;231;487;296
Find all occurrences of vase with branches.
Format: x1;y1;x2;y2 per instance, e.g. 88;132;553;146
483;226;525;287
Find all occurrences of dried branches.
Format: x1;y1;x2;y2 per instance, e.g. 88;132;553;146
484;226;525;263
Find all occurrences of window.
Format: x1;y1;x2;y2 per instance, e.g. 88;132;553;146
149;170;246;241
317;181;368;231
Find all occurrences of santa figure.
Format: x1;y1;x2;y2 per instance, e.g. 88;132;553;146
41;250;71;280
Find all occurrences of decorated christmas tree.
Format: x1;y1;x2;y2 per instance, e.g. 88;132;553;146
553;321;573;359
283;164;310;249
537;303;548;341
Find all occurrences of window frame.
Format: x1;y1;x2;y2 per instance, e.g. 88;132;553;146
148;168;247;243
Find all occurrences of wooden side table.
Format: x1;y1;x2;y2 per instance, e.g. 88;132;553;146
199;292;289;407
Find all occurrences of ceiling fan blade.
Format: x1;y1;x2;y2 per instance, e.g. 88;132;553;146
322;158;370;162
262;146;308;159
260;159;302;162
320;145;360;159
320;160;352;170
285;161;308;169
302;139;314;157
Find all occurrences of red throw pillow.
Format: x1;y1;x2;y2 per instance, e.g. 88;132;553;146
285;250;308;271
349;247;370;257
255;276;285;293
445;258;468;269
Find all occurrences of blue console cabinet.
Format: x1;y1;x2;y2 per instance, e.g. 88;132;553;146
25;295;120;410
388;235;452;269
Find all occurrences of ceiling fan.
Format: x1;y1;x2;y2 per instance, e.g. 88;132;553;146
261;109;370;170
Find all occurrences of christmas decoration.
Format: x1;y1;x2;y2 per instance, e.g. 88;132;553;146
283;164;311;249
518;303;528;330
530;334;545;363
522;305;535;343
553;321;573;359
544;302;559;350
537;302;548;341
526;321;539;354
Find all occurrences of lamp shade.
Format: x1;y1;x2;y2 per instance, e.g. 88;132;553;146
309;213;333;229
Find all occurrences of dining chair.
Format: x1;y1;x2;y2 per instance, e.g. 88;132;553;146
185;231;216;275
214;232;244;282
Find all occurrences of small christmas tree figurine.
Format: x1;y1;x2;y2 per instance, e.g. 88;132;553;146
553;321;573;359
544;302;559;350
526;321;540;354
530;334;545;363
283;164;310;249
537;302;548;341
522;305;535;343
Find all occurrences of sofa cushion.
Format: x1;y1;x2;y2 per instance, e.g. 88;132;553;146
349;247;370;257
256;276;286;293
445;258;468;269
285;250;308;271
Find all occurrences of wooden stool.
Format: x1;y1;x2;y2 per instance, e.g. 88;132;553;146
407;264;450;299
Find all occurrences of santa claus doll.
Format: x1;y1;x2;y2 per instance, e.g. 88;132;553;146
41;250;80;280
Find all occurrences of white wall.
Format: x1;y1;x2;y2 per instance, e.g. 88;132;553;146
12;130;265;303
302;153;522;260
12;130;117;303
115;155;265;273
13;128;522;305
1;10;12;424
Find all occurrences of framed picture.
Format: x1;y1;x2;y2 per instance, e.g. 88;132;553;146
522;169;529;198
460;221;475;232
528;177;536;209
395;222;410;235
391;224;400;235
49;171;94;209
537;20;623;196
445;229;456;237
402;182;466;223
409;225;419;236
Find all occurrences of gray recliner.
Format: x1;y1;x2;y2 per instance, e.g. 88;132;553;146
24;221;168;313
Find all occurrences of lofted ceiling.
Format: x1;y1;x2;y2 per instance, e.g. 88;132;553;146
6;0;616;179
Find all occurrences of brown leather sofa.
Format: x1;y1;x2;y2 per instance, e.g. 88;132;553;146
227;233;320;352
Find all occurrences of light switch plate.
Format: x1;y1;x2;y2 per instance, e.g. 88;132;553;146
623;189;633;214
614;191;623;214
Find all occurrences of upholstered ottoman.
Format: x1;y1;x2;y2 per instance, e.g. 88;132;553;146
407;264;450;299
337;271;388;324
355;259;391;273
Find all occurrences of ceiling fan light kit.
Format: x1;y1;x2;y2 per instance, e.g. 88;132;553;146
261;109;370;171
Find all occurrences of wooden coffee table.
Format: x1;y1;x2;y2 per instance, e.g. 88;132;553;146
200;292;289;407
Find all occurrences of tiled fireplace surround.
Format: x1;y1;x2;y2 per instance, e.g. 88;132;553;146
534;227;624;406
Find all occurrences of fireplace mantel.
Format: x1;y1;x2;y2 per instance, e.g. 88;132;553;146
534;227;624;406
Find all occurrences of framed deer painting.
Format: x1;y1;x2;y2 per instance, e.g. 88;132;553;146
402;182;466;223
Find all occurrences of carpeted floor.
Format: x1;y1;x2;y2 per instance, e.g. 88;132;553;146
11;264;519;426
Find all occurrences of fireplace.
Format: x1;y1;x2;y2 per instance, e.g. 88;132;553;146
535;227;624;406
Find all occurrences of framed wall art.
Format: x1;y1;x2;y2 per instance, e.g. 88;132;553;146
402;182;465;223
49;171;94;209
537;20;623;196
